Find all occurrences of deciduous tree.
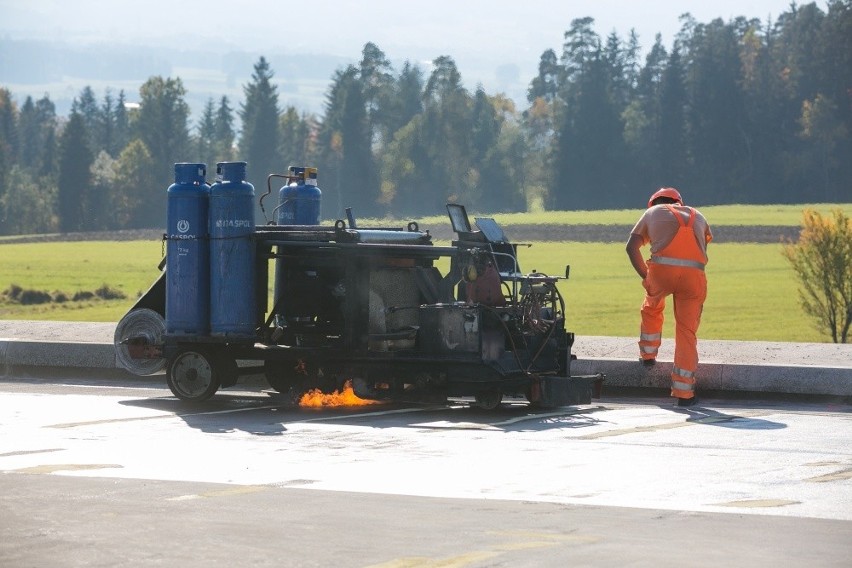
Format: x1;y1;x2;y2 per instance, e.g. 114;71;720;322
0;166;55;234
782;209;852;343
133;76;191;227
113;140;157;229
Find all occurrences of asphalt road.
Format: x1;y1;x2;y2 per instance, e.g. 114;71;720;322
1;373;850;567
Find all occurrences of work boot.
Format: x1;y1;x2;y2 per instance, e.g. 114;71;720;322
676;396;698;407
640;358;656;367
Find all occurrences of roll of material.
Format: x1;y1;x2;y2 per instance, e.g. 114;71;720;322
114;308;166;375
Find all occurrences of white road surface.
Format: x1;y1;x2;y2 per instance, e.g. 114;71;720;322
2;378;850;522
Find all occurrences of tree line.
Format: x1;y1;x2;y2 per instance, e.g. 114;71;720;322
0;1;849;235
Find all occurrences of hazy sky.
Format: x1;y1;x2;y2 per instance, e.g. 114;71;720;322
1;0;808;112
3;1;805;65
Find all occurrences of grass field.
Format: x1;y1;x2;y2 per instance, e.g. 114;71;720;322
0;238;828;343
0;241;163;322
3;204;848;341
512;242;819;342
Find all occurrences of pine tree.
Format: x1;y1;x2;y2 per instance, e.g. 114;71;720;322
113;90;130;155
57;111;93;232
421;56;474;214
214;96;235;163
238;57;280;200
75;86;99;137
338;66;377;217
527;49;560;104
18;97;39;170
196;98;217;170
358;42;395;147
657;48;689;186
0;88;18;228
393;62;425;131
98;90;116;157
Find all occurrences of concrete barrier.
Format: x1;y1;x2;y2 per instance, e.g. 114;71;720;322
571;359;852;397
1;321;850;397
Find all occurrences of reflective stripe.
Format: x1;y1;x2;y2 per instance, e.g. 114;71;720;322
650;255;705;270
673;366;695;379
640;332;662;341
640;345;658;354
672;380;694;392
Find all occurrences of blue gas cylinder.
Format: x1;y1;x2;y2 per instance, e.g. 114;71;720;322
209;161;256;338
273;167;321;328
277;166;321;225
166;163;210;335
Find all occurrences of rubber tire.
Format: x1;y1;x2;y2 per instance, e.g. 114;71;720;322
264;360;307;394
217;353;240;388
525;388;542;409
474;389;503;410
166;348;221;402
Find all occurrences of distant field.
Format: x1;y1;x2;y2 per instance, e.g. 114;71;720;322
0;241;162;322
0;238;829;343
507;242;820;342
2;204;847;341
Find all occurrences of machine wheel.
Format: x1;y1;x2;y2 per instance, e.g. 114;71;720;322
264;359;308;393
525;380;542;408
218;354;240;388
166;348;221;402
474;389;503;410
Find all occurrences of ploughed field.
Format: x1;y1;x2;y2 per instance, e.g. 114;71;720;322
0;224;800;245
426;224;799;243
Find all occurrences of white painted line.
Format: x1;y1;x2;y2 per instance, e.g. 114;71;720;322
413;406;605;429
293;406;444;423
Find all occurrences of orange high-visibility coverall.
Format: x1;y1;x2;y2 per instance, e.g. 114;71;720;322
630;204;712;400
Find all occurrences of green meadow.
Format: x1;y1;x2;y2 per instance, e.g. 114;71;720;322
0;240;163;322
0;239;825;343
510;242;814;342
1;203;849;343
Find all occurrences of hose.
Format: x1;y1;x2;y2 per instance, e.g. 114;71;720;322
261;174;290;224
113;308;166;375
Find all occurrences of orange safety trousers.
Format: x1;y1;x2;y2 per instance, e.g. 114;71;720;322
639;206;708;399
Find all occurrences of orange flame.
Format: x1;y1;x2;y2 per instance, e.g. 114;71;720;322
298;379;380;408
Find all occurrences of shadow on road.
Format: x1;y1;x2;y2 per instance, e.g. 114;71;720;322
119;393;609;434
120;394;289;436
120;391;816;435
677;406;788;430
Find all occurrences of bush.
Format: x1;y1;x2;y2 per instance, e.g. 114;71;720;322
782;209;852;343
94;284;126;300
5;284;23;301
2;283;127;305
73;291;95;301
18;289;53;305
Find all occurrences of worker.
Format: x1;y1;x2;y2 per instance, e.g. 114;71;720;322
625;187;712;407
